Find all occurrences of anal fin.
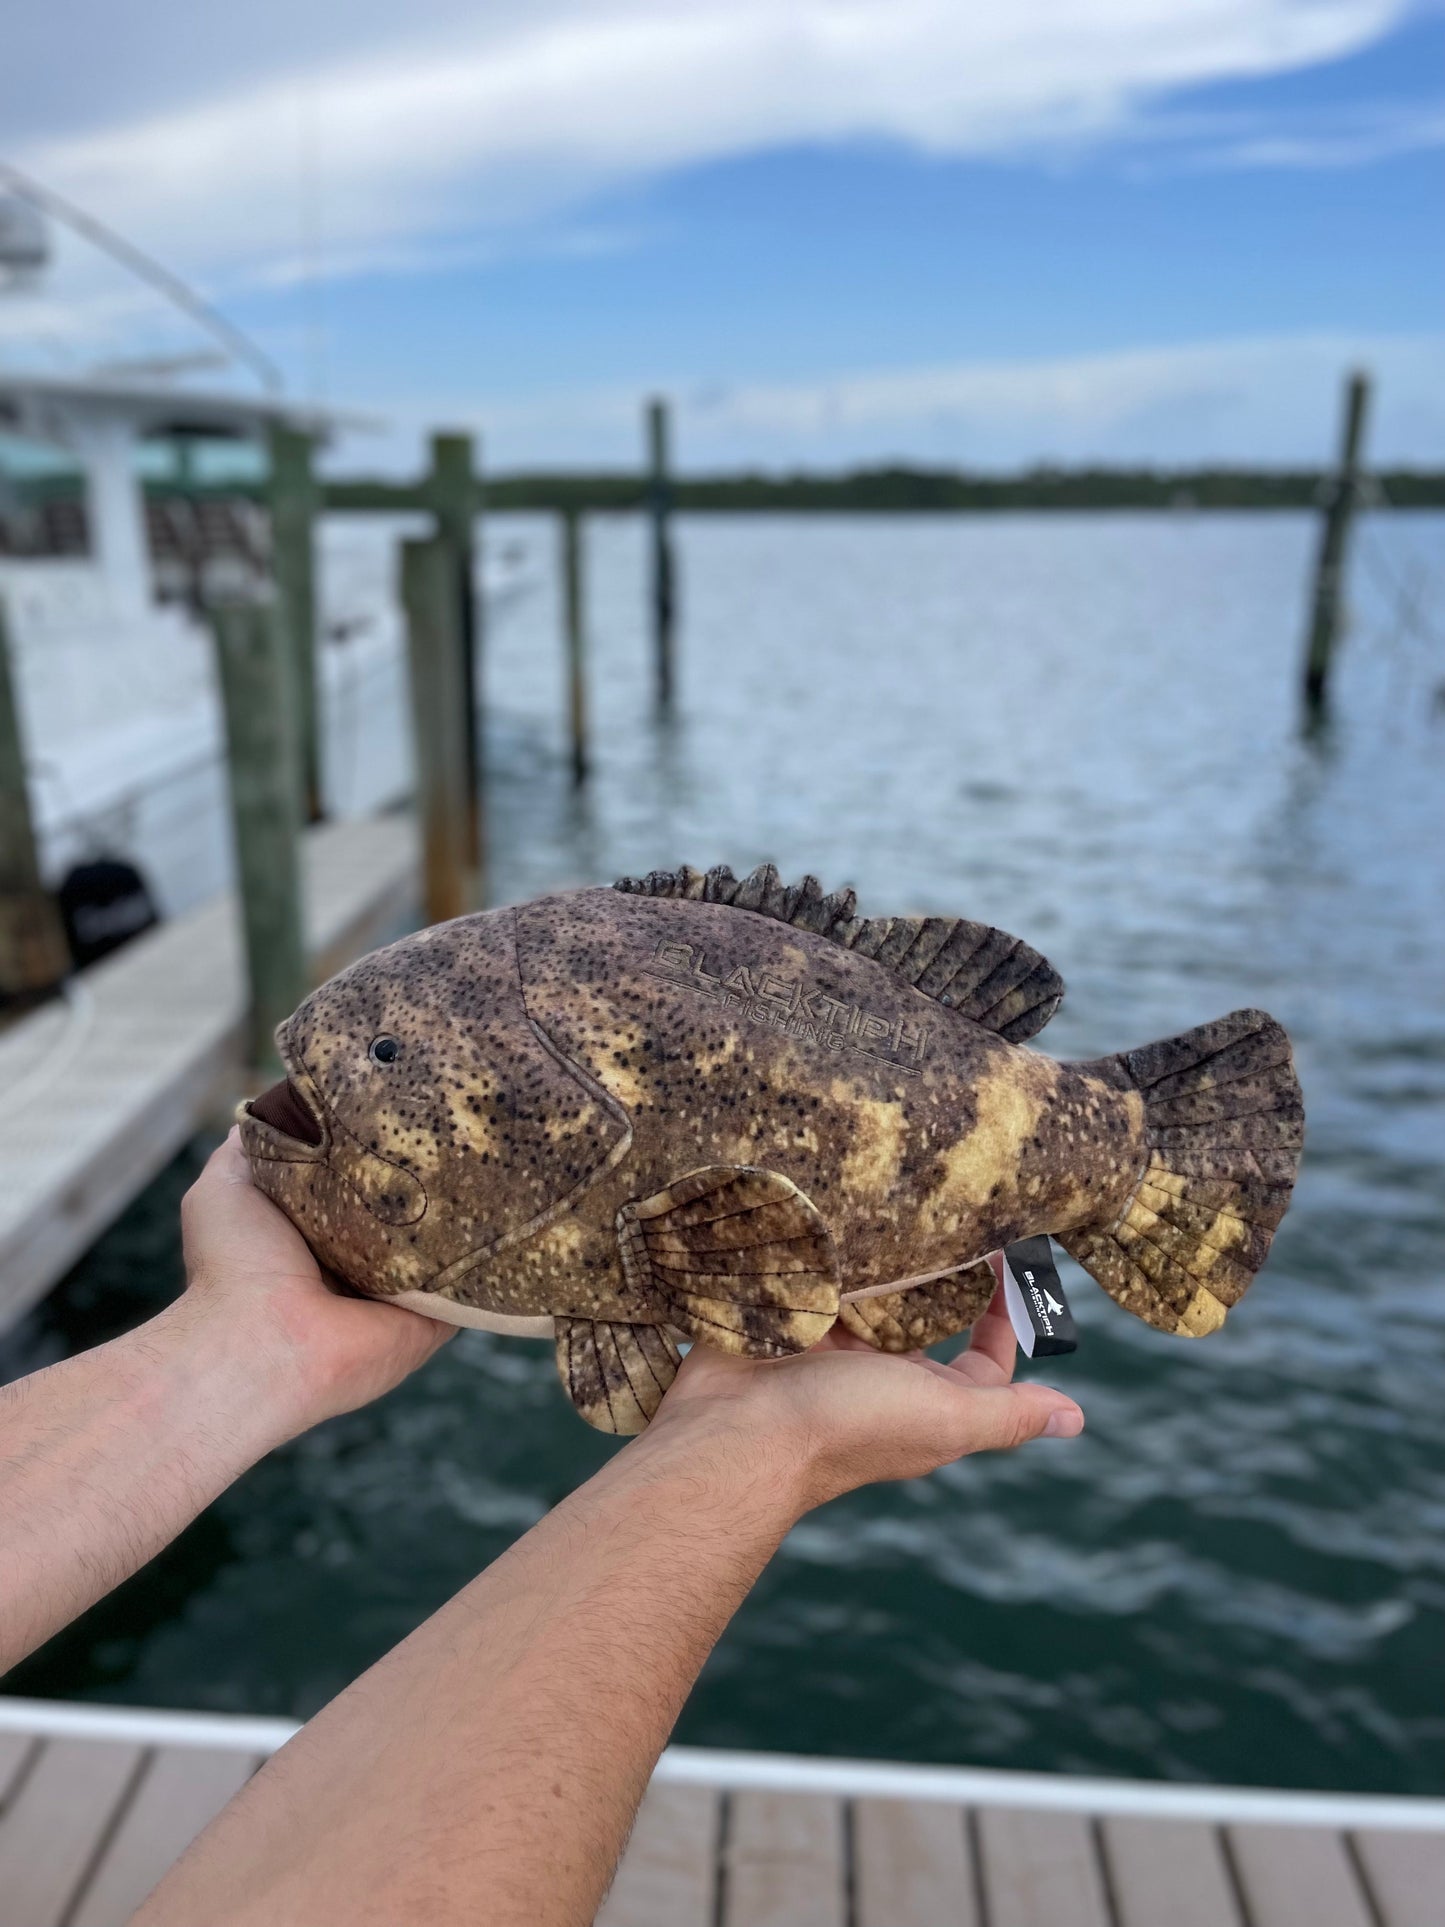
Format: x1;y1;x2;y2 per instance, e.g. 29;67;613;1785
618;1165;840;1358
840;1261;996;1352
556;1318;682;1435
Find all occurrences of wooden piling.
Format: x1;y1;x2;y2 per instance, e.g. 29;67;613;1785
402;536;474;925
646;397;676;711
1302;369;1371;725
561;509;589;784
209;598;307;1075
0;600;70;1010
266;422;323;822
427;432;482;873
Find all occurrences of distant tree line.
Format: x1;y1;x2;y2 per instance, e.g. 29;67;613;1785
467;464;1445;512
9;462;1445;514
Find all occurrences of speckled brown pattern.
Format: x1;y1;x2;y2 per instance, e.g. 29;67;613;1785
238;865;1304;1432
555;1317;681;1432
839;1263;998;1350
619;1165;840;1354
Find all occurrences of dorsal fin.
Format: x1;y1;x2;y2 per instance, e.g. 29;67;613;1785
614;863;1064;1042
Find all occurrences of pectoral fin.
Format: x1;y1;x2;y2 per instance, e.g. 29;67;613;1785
840;1261;996;1352
617;1165;840;1358
555;1317;682;1435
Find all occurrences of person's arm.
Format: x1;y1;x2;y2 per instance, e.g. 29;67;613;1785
137;1282;1083;1927
0;1135;449;1675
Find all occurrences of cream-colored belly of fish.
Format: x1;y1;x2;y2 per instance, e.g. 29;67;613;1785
392;1271;985;1339
387;1289;556;1337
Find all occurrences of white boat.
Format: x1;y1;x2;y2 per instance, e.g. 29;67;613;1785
3;376;419;919
0;207;536;924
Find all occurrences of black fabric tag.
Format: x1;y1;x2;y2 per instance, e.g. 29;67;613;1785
1002;1236;1078;1358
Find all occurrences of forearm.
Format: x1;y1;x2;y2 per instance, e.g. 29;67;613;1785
0;1300;301;1673
138;1412;800;1927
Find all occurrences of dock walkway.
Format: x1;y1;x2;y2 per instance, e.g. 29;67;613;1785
1;1698;1442;1926
0;811;417;1336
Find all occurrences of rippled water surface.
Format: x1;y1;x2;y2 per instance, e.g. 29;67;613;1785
7;511;1445;1794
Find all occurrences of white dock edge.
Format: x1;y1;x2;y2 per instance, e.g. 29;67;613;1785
0;810;417;1334
3;1696;1442;1834
655;1743;1445;1832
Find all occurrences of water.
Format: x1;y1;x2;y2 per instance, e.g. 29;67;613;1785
6;511;1445;1794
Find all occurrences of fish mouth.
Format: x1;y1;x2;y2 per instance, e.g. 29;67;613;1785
245;1075;325;1149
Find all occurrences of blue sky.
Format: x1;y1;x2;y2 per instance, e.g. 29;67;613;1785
4;0;1443;469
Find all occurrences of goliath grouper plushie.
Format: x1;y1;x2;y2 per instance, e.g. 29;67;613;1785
238;863;1304;1433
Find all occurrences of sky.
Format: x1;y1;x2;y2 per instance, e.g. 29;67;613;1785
1;0;1442;471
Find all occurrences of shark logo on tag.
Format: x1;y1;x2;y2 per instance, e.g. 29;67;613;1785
1002;1235;1078;1359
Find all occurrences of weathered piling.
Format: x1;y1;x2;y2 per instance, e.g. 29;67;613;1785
427;432;483;870
0;599;70;1010
1302;369;1371;726
210;598;307;1074
266;422;323;822
646;397;676;711
561;509;590;784
402;536;475;925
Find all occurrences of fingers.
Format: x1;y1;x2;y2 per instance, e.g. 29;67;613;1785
350;1296;458;1364
956;1270;1015;1384
181;1131;251;1234
936;1379;1084;1457
810;1325;877;1355
181;1128;318;1282
193;1128;248;1190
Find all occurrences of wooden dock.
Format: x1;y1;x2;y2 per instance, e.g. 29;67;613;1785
1;1698;1442;1926
0;810;417;1335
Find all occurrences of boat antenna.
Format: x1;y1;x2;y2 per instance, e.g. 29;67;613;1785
0;160;284;396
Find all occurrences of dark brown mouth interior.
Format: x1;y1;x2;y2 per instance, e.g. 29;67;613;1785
249;1077;323;1147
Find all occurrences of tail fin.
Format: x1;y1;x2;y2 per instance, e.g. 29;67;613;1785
1061;1009;1303;1338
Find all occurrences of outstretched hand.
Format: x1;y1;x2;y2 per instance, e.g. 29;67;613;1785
178;1130;452;1429
653;1257;1083;1514
181;1136;1079;1494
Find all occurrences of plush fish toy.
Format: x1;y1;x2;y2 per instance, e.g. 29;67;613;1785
239;864;1304;1433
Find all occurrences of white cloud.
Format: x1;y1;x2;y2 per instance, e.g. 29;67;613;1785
364;331;1445;469
0;284;151;349
13;0;1412;288
1202;105;1445;166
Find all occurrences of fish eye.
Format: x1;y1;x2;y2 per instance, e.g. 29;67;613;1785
369;1036;400;1066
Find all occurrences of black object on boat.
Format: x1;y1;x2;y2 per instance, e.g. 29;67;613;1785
57;857;160;970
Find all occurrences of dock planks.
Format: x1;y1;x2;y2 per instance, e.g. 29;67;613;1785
595;1782;719;1927
0;810;417;1335
852;1797;979;1927
976;1807;1112;1927
2;1701;1442;1927
1353;1829;1445;1927
0;1736;143;1927
724;1788;847;1927
1101;1814;1242;1927
66;1746;261;1927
